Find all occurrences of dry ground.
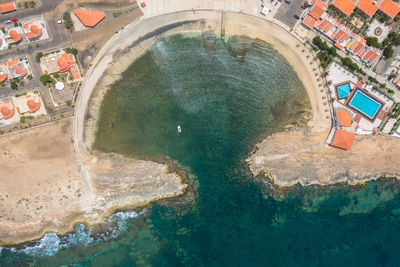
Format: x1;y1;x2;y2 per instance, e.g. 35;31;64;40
0;119;88;243
248;128;400;186
71;8;143;73
0;117;185;244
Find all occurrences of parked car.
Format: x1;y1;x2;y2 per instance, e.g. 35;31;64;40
12;18;18;22
4;19;11;24
57;19;64;24
294;15;300;19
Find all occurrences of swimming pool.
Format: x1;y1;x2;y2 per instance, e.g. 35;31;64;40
336;83;351;99
347;89;382;120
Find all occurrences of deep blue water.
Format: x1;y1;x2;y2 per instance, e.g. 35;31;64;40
1;33;400;267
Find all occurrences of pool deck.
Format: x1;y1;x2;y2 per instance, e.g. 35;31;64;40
327;63;394;139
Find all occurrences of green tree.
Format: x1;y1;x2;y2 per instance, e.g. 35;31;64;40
384;45;394;58
10;82;18;90
40;74;51;85
35;52;43;62
70;48;78;56
366;37;382;48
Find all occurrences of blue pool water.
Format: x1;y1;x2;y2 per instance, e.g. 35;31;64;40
336;83;350;99
348;89;382;119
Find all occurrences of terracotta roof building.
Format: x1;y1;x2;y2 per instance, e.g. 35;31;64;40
0;66;7;82
27;99;40;112
332;0;356;16
7;60;28;78
13;64;27;77
302;0;327;29
336;110;352;127
57;53;74;72
331;129;356;150
25;24;42;40
0;1;16;14
7;29;22;44
74;9;106;27
303;15;318;28
378;0;400;19
309;0;327;19
356;0;378;17
1;106;15;119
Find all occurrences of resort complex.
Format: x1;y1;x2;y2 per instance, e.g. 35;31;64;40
326;62;394;149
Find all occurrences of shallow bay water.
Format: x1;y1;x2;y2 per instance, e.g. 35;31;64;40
2;34;400;266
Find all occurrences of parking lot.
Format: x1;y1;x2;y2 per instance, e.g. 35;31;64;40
274;0;305;29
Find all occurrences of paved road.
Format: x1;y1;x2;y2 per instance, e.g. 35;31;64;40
274;0;305;29
0;0;71;97
0;0;63;22
375;46;400;76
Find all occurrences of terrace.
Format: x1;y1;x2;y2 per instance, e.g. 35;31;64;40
22;18;49;42
11;90;46;118
0;97;19;126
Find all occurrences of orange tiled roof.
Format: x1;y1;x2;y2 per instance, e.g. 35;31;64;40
331;129;356;150
332;0;356;16
316;0;328;9
309;2;326;20
336;110;352;127
318;19;328;29
0;1;16;14
14;64;27;77
339;32;349;43
27;99;40;113
378;0;400;19
395;76;400;85
70;65;81;80
356;0;378;17
26;25;42;40
0;72;7;82
335;42;344;50
57;53;73;72
7;59;18;67
354;43;364;53
333;29;345;41
303;14;318;28
324;21;333;32
1;106;14;119
367;52;378;63
8;30;22;43
357;48;366;58
74;9;106;27
364;50;374;60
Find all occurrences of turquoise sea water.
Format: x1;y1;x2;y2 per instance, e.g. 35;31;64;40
2;34;400;266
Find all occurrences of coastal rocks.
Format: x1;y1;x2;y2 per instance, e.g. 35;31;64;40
247;128;400;187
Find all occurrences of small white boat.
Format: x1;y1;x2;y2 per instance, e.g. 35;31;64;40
177;125;182;133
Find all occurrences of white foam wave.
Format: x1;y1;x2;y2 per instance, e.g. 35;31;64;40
2;209;145;258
